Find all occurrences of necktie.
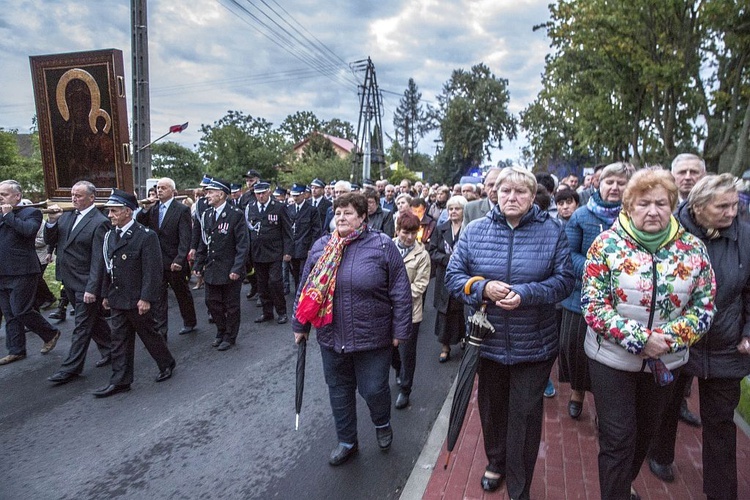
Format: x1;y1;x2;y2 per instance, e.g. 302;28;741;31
296;205;300;214
114;228;122;243
158;203;166;227
70;209;82;231
215;209;220;221
260;204;266;215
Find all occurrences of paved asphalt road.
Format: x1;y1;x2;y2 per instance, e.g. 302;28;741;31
0;281;459;499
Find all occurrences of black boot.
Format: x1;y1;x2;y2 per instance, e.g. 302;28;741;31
48;297;67;322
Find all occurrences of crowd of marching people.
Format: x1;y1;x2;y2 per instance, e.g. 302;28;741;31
1;153;749;499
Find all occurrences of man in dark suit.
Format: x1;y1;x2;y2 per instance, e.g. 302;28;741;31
463;167;501;225
93;189;176;398
245;181;292;324
286;183;321;293
194;178;249;351
0;180;61;365
309;178;331;232
45;181;112;383
136;177;197;339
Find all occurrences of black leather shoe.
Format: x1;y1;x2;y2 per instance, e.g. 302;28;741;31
568;400;583;419
208;314;214;324
679;401;702;427
255;314;273;323
255;298;263;307
48;308;66;321
480;472;504;492
246;287;257;299
178;326;196;335
92;384;131;398
329;442;358;466
395;392;409;409
95;356;112;368
277;314;288;324
648;458;674;482
48;371;78;384
376;425;393;450
217;341;233;351
211;338;222;348
155;361;176;382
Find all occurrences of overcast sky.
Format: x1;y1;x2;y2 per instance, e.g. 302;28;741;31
0;0;552;163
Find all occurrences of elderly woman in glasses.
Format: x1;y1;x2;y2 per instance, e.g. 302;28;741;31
648;173;749;500
446;167;574;499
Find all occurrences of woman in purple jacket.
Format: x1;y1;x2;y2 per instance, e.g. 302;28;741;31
293;193;412;466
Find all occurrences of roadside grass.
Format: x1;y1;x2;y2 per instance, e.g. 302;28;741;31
739;377;750;426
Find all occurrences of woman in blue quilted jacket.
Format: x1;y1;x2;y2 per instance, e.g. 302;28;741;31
446;167;575;499
559;162;632;419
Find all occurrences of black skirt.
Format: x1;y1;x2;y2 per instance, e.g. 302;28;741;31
434;306;465;346
558;308;591;392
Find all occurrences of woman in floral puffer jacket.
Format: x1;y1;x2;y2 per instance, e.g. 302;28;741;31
581;169;715;500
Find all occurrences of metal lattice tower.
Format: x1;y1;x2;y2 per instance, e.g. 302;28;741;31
350;57;384;182
131;0;151;197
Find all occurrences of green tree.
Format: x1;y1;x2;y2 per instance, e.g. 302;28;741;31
197;110;288;182
151;141;204;190
393;78;431;169
431;63;518;179
321;118;356;141
301;132;337;160
279;111;323;144
524;0;749;173
277;151;352;187
0;129;45;199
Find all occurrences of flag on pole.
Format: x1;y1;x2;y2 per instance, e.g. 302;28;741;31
169;122;189;133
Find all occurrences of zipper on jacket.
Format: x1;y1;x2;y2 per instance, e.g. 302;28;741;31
505;229;515;356
641;257;659;373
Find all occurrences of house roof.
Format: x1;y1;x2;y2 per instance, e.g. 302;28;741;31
293;132;357;154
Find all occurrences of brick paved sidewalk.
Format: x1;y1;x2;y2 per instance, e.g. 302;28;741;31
422;364;750;499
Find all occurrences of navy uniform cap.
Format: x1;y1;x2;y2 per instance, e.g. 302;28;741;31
290;183;306;196
273;187;287;197
230;183;242;193
253;181;271;193
205;178;231;194
310;178;326;188
103;188;138;210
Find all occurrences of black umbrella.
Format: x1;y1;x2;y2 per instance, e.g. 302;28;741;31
444;300;495;469
295;337;307;431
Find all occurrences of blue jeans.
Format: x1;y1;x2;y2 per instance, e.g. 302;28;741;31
320;345;392;444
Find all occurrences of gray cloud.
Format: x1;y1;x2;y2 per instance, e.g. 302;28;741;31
1;0;551;161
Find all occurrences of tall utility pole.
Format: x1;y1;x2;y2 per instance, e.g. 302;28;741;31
350;57;384;182
131;0;151;197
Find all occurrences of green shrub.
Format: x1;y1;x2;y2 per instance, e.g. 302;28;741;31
739;377;750;426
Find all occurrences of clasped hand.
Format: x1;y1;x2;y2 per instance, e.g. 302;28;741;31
641;331;670;358
483;280;521;310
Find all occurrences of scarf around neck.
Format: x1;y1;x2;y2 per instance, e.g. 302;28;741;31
619;212;678;253
295;224;366;328
587;191;622;228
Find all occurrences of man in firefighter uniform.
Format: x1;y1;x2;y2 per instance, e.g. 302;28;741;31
193;178;249;351
94;189;175;398
245;181;292;324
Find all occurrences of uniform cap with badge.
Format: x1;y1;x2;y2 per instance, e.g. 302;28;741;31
290;183;306;196
103;189;138;210
310;178;326;188
253;181;271;193
204;178;231;194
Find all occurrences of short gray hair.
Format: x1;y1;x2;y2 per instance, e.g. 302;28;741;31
395;193;412;205
0;180;22;195
158;177;176;190
446;195;468;209
599;162;634;183
334;180;352;192
672;153;705;173
461;183;476;192
495;166;537;193
72;180;97;196
687;173;740;211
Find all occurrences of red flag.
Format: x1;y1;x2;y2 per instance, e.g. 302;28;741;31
169;122;188;133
